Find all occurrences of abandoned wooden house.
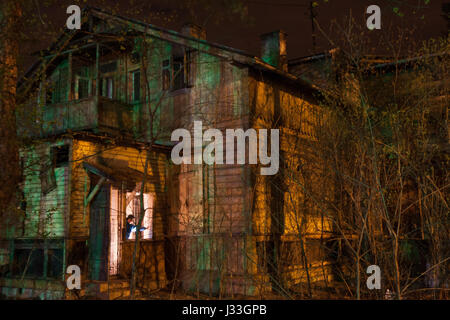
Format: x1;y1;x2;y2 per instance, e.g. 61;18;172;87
0;7;335;299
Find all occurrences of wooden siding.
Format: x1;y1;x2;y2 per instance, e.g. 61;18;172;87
1;139;72;239
248;73;334;287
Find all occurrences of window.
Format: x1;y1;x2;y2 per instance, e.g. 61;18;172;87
173;56;185;91
78;78;90;99
11;239;64;279
75;67;91;100
131;70;141;102
162;49;190;91
100;61;117;99
51;145;69;167
13;248;44;278
47;247;64;278
125;192;153;240
47;67;69;104
76;76;91;99
41;145;69;195
100;77;114;99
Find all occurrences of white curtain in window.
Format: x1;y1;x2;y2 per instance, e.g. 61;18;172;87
126;192;153;239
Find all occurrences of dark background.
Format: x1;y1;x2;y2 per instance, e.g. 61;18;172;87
19;0;449;71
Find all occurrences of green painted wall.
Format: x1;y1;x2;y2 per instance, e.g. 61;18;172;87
17;140;70;239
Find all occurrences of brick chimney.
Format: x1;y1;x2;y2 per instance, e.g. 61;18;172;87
260;30;288;72
181;23;206;40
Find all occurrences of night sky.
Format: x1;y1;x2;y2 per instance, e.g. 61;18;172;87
20;0;448;71
204;0;448;58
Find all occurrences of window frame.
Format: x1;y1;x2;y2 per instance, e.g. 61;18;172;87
9;239;65;281
46;67;69;105
130;69;141;103
161;49;191;92
100;76;115;99
100;61;117;100
124;191;153;241
75;75;92;100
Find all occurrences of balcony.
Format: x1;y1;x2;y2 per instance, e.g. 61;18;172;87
18;97;134;139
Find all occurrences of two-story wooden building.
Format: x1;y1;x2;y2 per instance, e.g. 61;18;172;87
0;7;333;299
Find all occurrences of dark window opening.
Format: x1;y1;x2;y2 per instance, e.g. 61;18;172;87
74;66;91;100
47;248;64;279
78;78;90;99
162;49;190;91
12;248;44;278
47;67;68;104
100;77;114;99
51;145;70;167
11;240;64;280
173;56;185;91
131;52;141;64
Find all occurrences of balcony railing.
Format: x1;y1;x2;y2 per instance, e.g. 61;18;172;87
18;97;133;138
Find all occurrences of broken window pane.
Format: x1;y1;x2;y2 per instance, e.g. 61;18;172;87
12;248;44;278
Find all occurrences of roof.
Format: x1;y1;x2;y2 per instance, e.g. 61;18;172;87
19;6;318;92
83;158;144;190
287;49;448;88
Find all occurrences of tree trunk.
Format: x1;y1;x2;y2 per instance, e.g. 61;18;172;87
0;2;22;217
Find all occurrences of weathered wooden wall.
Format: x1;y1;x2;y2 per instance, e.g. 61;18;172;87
0;139;72;239
248;72;335;291
0;139;70;299
161;48;261;295
4;23;337;298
